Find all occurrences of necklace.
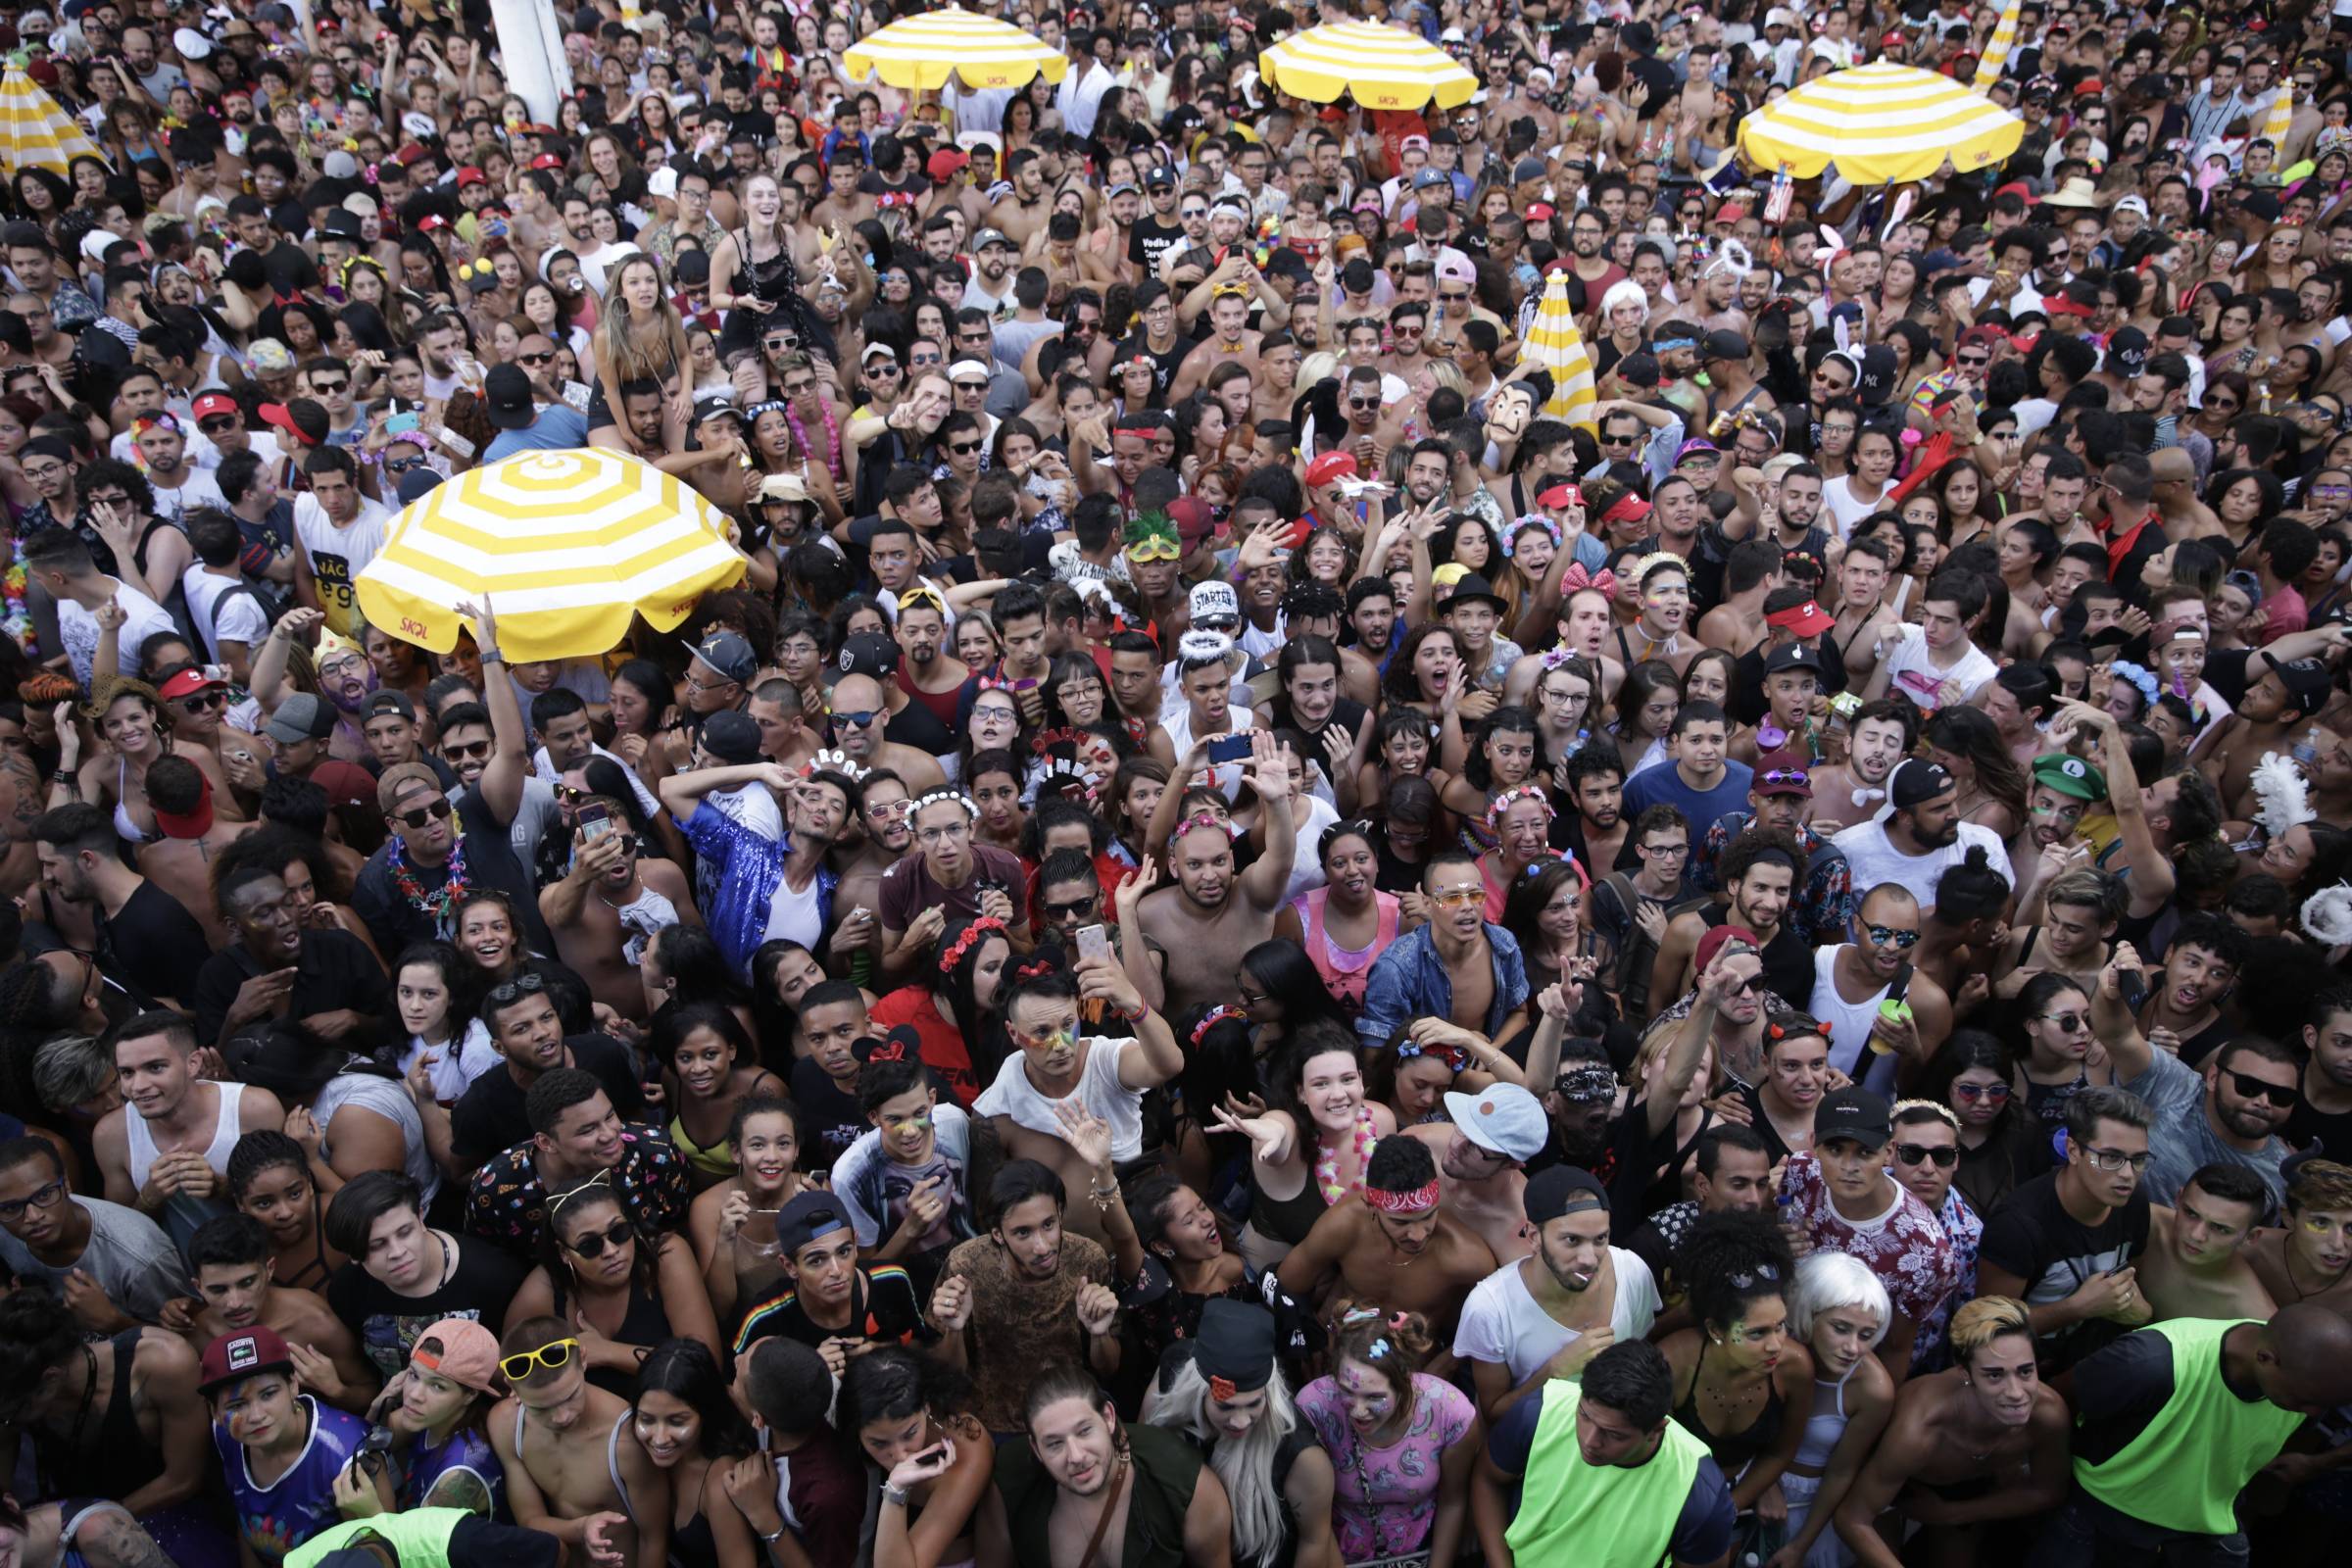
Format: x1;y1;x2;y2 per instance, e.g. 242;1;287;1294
388;836;470;938
1313;1107;1378;1205
783;397;842;484
2283;1246;2344;1302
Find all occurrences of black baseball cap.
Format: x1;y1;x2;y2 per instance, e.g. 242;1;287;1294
1815;1086;1893;1149
774;1192;854;1259
482;364;536;430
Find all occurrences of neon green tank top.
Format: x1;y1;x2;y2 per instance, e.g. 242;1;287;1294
283;1508;464;1568
1505;1378;1711;1565
2074;1318;2305;1536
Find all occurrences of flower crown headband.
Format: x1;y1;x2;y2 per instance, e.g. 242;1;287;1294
938;916;1006;974
1500;514;1561;559
1190;1005;1246;1048
909;789;979;821
1486;784;1556;830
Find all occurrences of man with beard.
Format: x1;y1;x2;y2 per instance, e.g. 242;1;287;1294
1830;1297;2072;1566
1651;823;1810;1007
992;1361;1234;1566
1564;207;1628;301
1401;1079;1551;1264
827;671;948;793
1623;1124;1773;1288
1810;884;1953;1094
538;801;702;1022
1831;760;2012;914
191;861;389;1054
893;592;972;730
2199;650;2331;815
1805;700;1908;837
1695;742;1854;942
2136;1163;2277;1322
1454;1164;1665;1421
129;415;222;533
963;223;1023;313
2094;946;2300;1211
836;633;955;761
14;437;82;542
1275;1133;1497;1362
169;1212;376;1408
1134;736;1296;1020
2008;748;2099;883
929;1160;1122;1435
32;803;211;1014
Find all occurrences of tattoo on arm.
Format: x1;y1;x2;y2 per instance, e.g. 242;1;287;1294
421;1467;497;1518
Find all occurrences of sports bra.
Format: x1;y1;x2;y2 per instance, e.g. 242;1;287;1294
1676;1348;1787;1480
1790;1364;1856;1474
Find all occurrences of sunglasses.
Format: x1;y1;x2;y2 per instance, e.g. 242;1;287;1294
386;456;426;475
444;739;493;761
311;379;348;395
1041;896;1098;920
1957;354;1989;368
949;441;982;455
1600;432;1637;446
1430;886;1483;909
1863;924;1922;949
832;710;880;728
518;350;555;366
563;1218;635;1258
2227;1070;2299;1106
1952;1081;2010;1102
177;690;226;713
199;416;239;434
1348;398;1381;411
498;1337;580;1381
2037;1011;2089;1034
1893;1142;1958;1168
486;971;549;1006
396;796;455;830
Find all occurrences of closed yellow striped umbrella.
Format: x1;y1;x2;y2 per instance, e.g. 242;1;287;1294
842;6;1066;92
1257;22;1477;113
0;64;106;178
1738;62;2024;183
1522;271;1599;431
2262;83;2295;147
1974;0;2023;90
355;450;747;662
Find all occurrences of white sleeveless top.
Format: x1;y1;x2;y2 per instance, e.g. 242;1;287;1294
1807;946;1902;1097
123;1082;246;1250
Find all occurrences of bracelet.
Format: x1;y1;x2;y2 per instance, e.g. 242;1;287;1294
1115;999;1148;1023
476;645;504;665
759;1524;788;1543
880;1483;910;1509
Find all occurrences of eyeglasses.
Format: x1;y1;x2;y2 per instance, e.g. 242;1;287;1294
498;1337;580;1381
395;796;454;830
2080;1144;2151;1173
1893;1143;1959;1168
1637;841;1689;858
563;1218;634;1258
2227;1070;2299;1107
1951;1081;2011;1103
2036;1011;2089;1035
1862;924;1922;949
915;820;968;845
443;739;493;761
0;1179;66;1221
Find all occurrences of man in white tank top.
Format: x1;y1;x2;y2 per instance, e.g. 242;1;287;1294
92;1012;286;1255
1808;885;1954;1098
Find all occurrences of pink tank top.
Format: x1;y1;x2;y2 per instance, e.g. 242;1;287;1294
1297;887;1400;1016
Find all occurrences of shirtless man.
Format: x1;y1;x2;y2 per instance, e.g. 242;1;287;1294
2247;1156;2352;1310
829;767;911;976
1401;1079;1549;1264
2193;653;2323;816
490;1314;670;1567
1133;734;1296;1021
1804;700;1907;837
990;151;1054;249
165;1212;379;1415
1988;865;2121;1000
133;755;256;951
1275;1134;1499;1374
1167;289;1261;401
94;1011;286;1254
829;673;948;794
538;808;702;1022
1832;1296;2073;1568
2137;1164;2278;1322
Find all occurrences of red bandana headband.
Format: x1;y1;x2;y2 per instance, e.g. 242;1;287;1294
1362;1178;1443;1214
1207;1374;1238;1400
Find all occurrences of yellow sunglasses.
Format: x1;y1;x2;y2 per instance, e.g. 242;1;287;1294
497;1338;580;1382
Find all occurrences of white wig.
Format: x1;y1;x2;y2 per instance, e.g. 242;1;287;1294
1788;1251;1891;1348
1599;278;1650;321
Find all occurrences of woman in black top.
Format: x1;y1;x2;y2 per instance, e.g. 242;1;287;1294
631;1339;766;1568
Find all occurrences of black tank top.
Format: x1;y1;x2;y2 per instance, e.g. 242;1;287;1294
48;1330;167;1499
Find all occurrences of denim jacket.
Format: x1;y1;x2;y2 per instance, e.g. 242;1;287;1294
1355;922;1530;1048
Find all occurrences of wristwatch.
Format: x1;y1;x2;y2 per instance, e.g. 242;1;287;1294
881;1483;911;1509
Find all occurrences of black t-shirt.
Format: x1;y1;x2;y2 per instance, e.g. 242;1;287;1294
731;1261;928;1355
449;1033;645;1168
882;697;955;758
102;880;215;1011
1127;217;1188;281
1523;1096;1680;1243
190;928;391;1052
1978;1171;2152;1373
1110;331;1185;396
325;1237;528;1381
792;1056;869;1176
1730;633;1847;727
2287;1093;2352;1164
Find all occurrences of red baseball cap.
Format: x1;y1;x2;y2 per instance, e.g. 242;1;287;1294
158;667;228;704
259;402;326;446
199;1326;295;1396
1303;451;1358;488
1693;924;1762;975
455;166;487;186
926;148;969;183
1766;599;1837;636
530;153;564;171
191;391;240;421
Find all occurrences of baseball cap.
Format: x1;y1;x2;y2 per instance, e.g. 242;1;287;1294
1815;1086;1893;1148
258;399;327;446
1763;642;1827;677
264;693;336;745
1523;1165;1610;1225
1766;600;1836;637
1511;157;1547;183
837;630;901;680
2031;751;2106;802
1444;1085;1548;1161
1189;580;1241;625
1888;758;1955;809
199;1325;297;1396
926;148;968;183
1752;746;1814;798
1693;923;1761;976
696;710;760;765
192;391;241;423
1412;168;1448;190
1194;1299;1277;1395
1303;450;1358;488
861;342;901;366
1166;496;1216;544
2114;194;2150;217
2264;651;2334;717
410;1318;502;1393
158;667;228;704
374;760;442;817
1702;328;1751;363
973;227;1016;252
1145;165;1177;188
482;364;537;430
363;690;417;722
774;1191;855;1259
686;630;759;685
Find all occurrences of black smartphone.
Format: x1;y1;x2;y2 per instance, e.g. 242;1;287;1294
1207;733;1252;764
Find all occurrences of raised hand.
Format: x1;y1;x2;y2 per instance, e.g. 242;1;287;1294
1053;1099;1116;1172
929;1274;974;1333
1074;1282;1119;1338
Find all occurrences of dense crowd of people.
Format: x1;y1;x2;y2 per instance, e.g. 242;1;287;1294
8;0;2352;1564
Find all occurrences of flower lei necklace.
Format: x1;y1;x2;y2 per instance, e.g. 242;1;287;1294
783;397;842;484
388;835;470;936
1;562;31;654
1313;1106;1379;1205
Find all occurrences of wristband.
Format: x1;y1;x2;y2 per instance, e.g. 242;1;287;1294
1115;999;1148;1023
476;645;504;665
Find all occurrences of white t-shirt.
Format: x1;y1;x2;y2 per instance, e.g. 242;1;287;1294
292;492;393;639
1878;624;1999;714
313;1072;439;1204
57;580;177;688
1451;1249;1663;1384
1820;475;1893;541
1831;818;2012;913
400;1020;500;1105
145;466;226;528
974;1035;1149;1162
182;566;271;662
111;428;223;470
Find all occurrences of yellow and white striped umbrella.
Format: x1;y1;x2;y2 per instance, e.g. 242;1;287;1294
356;449;747;662
1523;271;1598;431
2262;83;2294;147
0;64;106;178
1737;62;2024;183
1257;22;1478;113
1974;0;2023;90
842;6;1067;92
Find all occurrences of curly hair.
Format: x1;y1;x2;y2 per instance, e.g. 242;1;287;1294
1675;1209;1796;1334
